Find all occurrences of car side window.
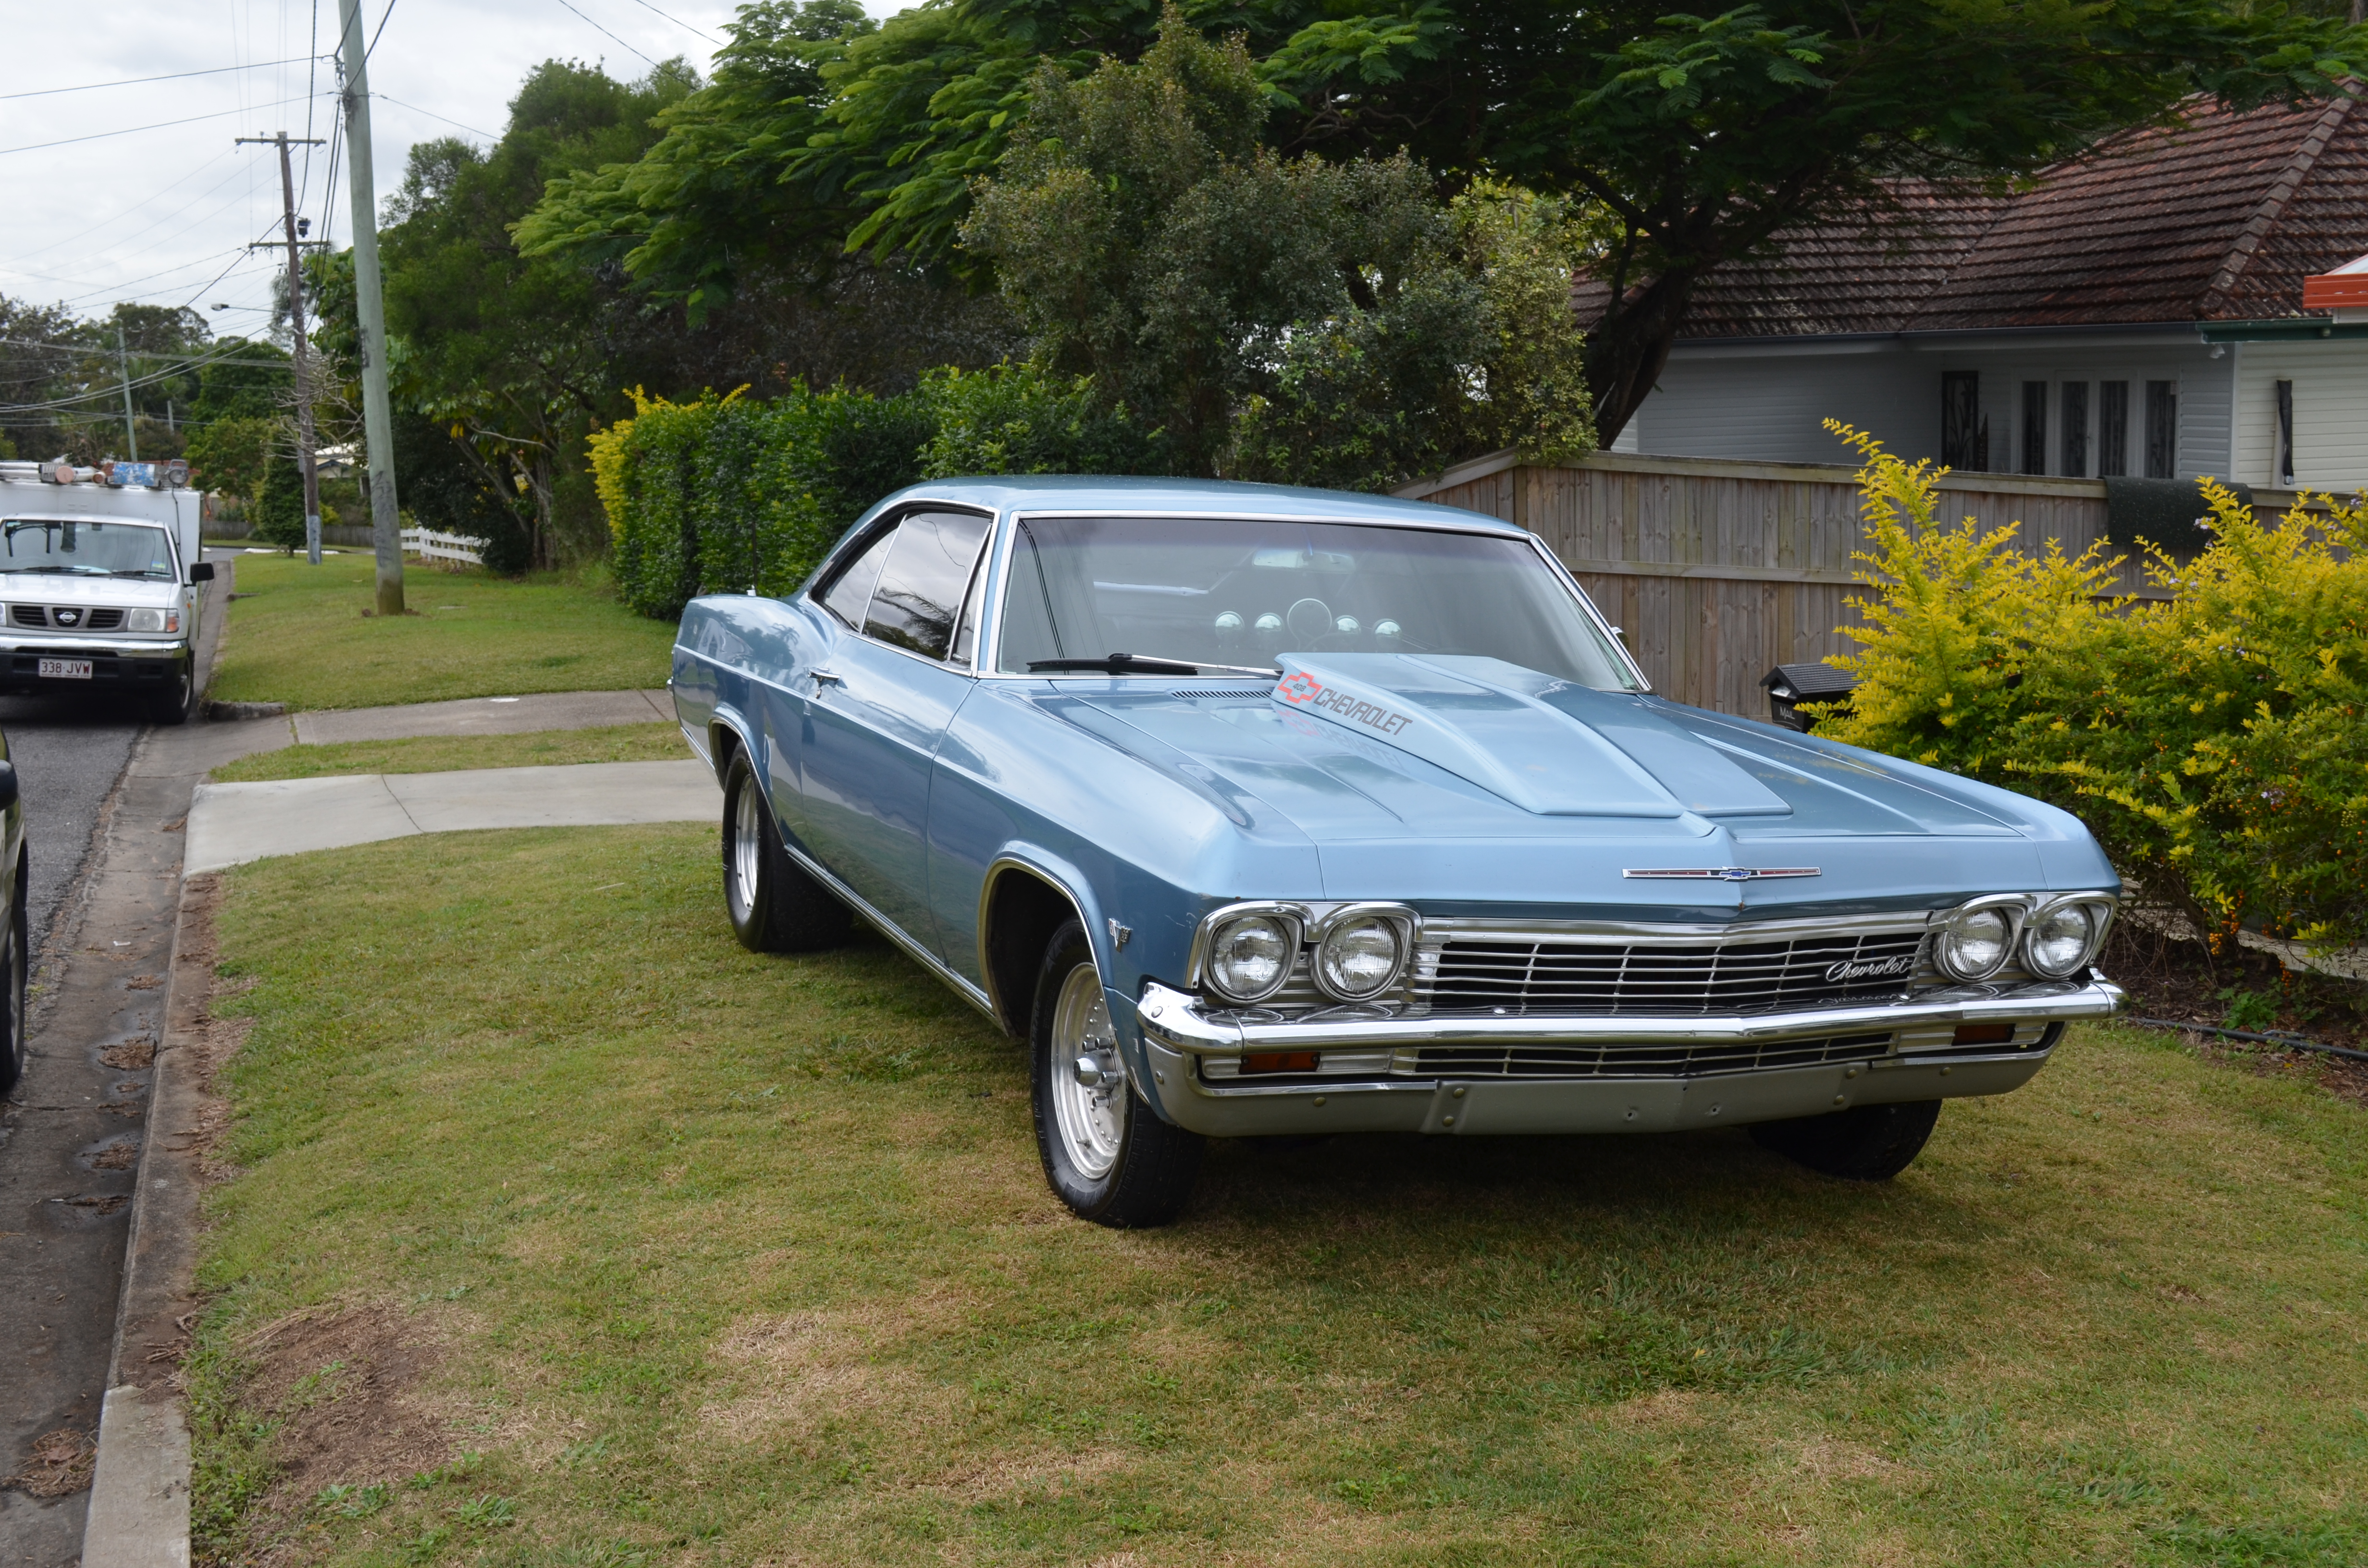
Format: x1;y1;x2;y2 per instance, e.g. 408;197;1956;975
863;510;991;662
816;525;897;630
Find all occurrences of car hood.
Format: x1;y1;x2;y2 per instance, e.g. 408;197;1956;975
0;571;178;604
1052;653;2112;911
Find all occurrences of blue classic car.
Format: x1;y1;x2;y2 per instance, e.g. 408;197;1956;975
670;478;2124;1226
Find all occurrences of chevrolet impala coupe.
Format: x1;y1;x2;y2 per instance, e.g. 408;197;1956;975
670;478;2123;1226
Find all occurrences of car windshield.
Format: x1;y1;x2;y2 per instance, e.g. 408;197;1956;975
0;519;175;578
995;516;1637;688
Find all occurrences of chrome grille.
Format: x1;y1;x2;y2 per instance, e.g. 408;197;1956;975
1414;1031;1896;1079
1419;930;1925;1017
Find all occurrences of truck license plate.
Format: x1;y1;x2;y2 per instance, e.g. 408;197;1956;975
37;658;93;680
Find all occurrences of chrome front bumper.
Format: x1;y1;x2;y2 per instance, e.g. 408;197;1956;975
1132;975;2124;1138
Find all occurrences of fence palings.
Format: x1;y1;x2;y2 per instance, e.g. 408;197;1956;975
1396;450;2315;720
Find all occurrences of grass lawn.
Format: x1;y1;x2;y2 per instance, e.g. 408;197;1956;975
188;823;2368;1566
209;724;687;784
206;553;676;710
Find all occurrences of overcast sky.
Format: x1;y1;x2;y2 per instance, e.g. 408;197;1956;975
0;0;900;337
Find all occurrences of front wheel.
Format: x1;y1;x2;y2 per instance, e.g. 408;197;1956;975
720;749;849;953
1749;1099;1942;1181
1030;919;1203;1227
147;662;194;727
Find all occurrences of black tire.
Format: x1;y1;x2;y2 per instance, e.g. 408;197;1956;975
1030;919;1203;1227
147;661;194;726
719;748;850;954
1750;1099;1942;1181
0;851;27;1096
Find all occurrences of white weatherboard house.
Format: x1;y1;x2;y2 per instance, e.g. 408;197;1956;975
1595;98;2368;491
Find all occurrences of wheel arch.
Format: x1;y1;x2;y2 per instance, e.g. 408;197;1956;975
706;709;759;785
977;855;1097;1039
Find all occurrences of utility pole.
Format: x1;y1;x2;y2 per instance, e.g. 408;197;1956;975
239;131;328;564
113;325;137;460
336;0;404;616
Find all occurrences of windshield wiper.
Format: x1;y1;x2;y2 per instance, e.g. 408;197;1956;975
1027;652;1279;678
0;564;111;575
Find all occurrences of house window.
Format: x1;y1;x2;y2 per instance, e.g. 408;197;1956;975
2061;381;2089;477
2099;381;2130;476
2145;380;2178;478
2021;381;2048;474
1941;371;1985;469
2275;380;2295;486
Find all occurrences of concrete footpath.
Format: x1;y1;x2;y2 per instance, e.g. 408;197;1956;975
289;687;672;745
185;760;720;875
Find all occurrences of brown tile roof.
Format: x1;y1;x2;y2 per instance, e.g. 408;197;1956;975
1613;96;2368;340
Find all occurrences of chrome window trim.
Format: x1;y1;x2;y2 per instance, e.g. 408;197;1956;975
1187;900;1311;1004
974;508;1643;691
806;500;998;665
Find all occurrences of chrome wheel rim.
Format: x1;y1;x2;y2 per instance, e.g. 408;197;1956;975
728;776;762;923
1049;959;1124;1179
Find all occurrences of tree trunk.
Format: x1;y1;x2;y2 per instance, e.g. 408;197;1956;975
1581;269;1700;448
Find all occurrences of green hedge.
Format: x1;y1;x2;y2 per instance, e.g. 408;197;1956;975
590;365;1163;619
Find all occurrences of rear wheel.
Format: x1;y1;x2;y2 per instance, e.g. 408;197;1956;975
1030;919;1202;1227
1750;1099;1942;1181
720;748;849;953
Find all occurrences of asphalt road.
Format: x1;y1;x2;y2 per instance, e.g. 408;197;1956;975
0;691;147;957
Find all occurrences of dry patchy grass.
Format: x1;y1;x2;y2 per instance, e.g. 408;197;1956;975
186;823;2368;1566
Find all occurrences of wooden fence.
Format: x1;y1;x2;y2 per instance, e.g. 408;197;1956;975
1395;450;2311;720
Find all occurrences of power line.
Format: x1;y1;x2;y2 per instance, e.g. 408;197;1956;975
0;56;320;101
0;95;312;159
622;0;715;44
373;94;498;141
367;0;399;61
551;0;658;68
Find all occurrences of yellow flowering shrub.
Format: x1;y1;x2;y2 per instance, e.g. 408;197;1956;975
1815;422;2368;952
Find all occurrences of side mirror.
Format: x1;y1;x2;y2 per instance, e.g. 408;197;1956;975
0;760;19;812
189;562;215;583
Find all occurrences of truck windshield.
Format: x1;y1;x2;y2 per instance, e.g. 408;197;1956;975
0;520;176;578
996;516;1638;688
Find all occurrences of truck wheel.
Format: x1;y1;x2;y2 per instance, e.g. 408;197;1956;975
0;853;26;1095
147;664;194;727
1750;1099;1942;1181
1031;919;1202;1227
720;748;848;953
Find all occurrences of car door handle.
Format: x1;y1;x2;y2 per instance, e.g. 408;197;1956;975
811;670;843;692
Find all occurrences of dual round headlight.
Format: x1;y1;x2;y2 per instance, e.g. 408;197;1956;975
1934;894;2112;981
1200;905;1413;1004
1206;913;1296;1003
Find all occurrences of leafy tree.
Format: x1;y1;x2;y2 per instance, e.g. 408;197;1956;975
190;338;290;423
529;0;2368;443
962;15;1591;486
184;416;277;505
252;447;309;552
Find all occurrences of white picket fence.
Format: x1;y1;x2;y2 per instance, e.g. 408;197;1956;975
399;526;487;566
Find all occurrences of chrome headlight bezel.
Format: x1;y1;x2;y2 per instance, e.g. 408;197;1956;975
1308;902;1418;1003
2023;893;2117;978
1932;894;2029;982
1191;902;1306;1005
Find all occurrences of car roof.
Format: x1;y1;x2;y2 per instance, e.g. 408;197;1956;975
863;475;1525;536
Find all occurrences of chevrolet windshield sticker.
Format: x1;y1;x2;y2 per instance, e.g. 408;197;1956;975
1275;671;1416;736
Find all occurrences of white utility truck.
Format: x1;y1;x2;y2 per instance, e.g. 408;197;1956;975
0;459;215;724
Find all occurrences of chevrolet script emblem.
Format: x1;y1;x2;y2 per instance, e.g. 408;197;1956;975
1622;866;1821;881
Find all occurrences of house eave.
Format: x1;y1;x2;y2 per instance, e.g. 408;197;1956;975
1664;320;2220;359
